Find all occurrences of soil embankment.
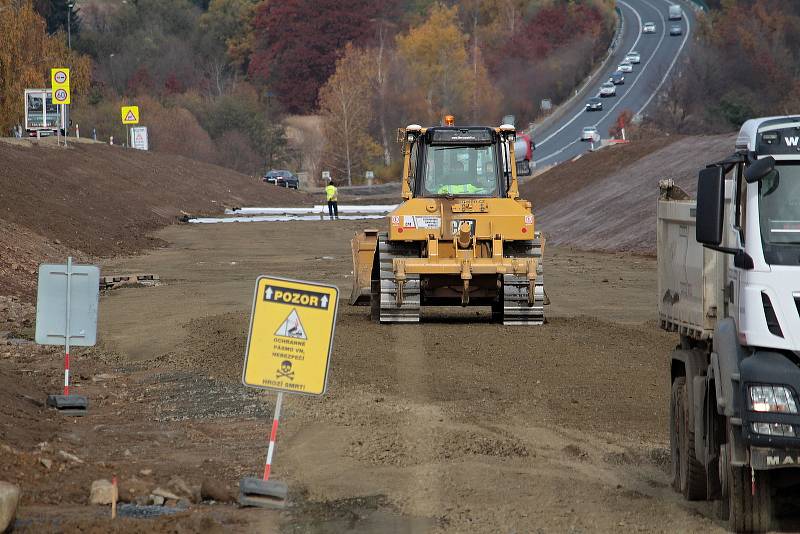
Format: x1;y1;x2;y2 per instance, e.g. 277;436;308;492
0;139;310;297
523;134;736;253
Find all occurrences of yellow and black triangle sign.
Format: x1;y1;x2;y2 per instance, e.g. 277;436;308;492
274;308;307;340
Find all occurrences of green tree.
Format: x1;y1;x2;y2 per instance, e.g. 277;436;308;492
197;0;257;94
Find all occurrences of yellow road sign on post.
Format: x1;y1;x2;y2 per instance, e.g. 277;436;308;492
243;276;339;396
121;106;139;124
51;68;70;104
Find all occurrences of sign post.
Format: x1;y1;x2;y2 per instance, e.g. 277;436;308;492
239;276;339;508
35;257;100;416
51;68;71;147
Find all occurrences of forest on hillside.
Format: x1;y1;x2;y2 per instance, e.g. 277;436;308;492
3;0;616;182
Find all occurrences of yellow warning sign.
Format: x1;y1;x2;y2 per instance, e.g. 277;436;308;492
242;276;339;396
51;68;70;104
121;106;139;124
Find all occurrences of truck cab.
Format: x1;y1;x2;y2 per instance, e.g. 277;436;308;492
658;116;800;532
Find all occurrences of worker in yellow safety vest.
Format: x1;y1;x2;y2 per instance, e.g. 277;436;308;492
437;183;485;195
325;179;339;220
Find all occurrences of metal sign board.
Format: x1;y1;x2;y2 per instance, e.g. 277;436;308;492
35;262;100;347
242;276;339;396
51;68;70;105
131;126;149;150
121;106;139;124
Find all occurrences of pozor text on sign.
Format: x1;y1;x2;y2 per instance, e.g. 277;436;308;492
263;285;331;310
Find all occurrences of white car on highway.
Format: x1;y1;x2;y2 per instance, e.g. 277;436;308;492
581;126;598;142
599;81;616;97
643;22;656;33
625;51;641;64
618;60;633;73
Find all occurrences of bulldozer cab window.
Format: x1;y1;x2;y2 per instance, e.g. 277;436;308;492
419;145;499;197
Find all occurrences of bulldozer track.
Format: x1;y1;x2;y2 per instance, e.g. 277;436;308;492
500;234;545;325
376;235;421;323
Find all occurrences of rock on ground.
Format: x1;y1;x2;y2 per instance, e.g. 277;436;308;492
89;479;115;505
0;481;20;533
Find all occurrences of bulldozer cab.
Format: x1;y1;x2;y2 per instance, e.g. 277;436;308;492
413;127;504;198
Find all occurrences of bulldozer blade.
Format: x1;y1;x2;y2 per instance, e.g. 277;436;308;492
238;477;288;509
349;230;379;305
46;394;88;416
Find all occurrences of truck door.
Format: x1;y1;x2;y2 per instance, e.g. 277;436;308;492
728;162;747;323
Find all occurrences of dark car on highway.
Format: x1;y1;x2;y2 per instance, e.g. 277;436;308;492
585;97;603;112
609;71;625;85
263;169;299;189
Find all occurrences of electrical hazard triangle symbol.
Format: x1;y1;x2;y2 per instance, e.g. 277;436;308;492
275;308;307;339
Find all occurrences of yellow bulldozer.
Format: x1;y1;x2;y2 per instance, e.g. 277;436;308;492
350;120;546;325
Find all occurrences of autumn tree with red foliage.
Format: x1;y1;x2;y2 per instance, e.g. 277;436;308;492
248;0;400;113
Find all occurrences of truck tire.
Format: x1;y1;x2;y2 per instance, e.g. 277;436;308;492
670;377;707;500
726;445;772;533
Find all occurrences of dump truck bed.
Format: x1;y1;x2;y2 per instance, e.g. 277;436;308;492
657;198;722;339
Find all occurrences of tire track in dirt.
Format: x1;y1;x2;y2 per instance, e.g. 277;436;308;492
389;322;444;518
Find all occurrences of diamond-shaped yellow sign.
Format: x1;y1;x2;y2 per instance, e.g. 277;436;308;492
121;106;139;124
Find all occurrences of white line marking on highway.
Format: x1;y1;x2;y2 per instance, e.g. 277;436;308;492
636;0;691;115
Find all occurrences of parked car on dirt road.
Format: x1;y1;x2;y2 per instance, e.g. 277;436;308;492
263;170;299;189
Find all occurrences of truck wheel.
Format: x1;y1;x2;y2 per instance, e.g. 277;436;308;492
670;377;707;500
726;446;772;533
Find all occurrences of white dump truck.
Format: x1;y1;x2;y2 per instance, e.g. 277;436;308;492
24;89;66;137
658;116;800;532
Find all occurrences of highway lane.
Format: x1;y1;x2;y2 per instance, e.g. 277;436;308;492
532;0;694;167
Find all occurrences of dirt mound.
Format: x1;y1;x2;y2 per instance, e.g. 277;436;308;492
525;134;735;253
0;140;313;298
522;137;681;208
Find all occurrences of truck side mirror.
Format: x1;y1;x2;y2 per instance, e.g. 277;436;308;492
696;166;725;246
744;156;775;183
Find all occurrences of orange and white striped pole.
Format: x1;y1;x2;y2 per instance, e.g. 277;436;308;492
262;392;284;481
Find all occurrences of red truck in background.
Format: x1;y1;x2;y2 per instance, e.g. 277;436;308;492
514;132;534;176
